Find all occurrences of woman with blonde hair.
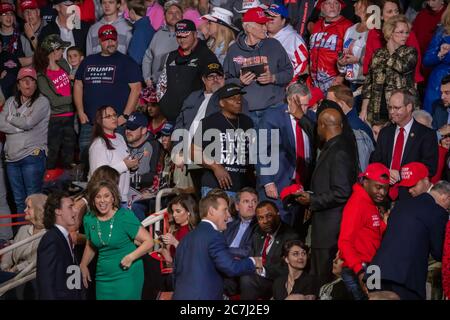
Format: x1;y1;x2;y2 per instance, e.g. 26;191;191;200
201;7;237;63
0;194;47;284
423;4;450;112
361;15;418;123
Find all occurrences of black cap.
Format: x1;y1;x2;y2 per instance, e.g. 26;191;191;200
175;19;196;36
217;83;246;100
202;62;224;77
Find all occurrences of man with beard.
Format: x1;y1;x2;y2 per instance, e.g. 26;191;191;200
432;75;450;133
74;24;142;155
338;163;390;300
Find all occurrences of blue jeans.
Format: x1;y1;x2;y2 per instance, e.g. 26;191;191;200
350;82;363;113
341;267;368;300
201;186;236;200
78;123;93;161
6;151;46;215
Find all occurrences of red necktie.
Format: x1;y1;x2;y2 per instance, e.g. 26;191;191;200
262;234;272;266
391;127;405;170
295;120;306;184
389;128;405;200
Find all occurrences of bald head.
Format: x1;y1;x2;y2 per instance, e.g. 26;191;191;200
317;108;343;141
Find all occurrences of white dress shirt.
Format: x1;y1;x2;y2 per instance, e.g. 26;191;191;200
390;117;414;169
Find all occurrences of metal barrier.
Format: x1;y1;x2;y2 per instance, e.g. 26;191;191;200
0;230;45;297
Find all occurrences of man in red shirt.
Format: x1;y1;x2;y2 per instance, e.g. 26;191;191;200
338;163;390;300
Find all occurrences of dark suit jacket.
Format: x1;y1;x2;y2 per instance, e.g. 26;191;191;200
224;217;258;259
258;104;315;191
310;134;358;249
250;222;299;280
173;221;255;300
369;193;448;299
370;120;439;176
36;226;82;300
38;21;90;55
431;100;448;130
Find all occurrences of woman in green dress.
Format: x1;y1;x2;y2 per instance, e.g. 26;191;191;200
80;180;153;300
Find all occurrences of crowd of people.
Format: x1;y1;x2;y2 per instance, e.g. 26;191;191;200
0;0;449;301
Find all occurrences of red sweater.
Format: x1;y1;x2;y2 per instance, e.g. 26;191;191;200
412;5;447;58
443;221;450;298
338;183;387;274
363;28;424;83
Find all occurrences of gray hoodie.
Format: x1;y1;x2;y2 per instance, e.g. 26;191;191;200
86;17;132;56
223;32;293;111
0;95;50;162
142;25;178;83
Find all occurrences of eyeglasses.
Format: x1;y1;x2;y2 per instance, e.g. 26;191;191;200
387;105;405;112
393;31;410;35
206;74;224;81
0;12;14;17
102;113;117;119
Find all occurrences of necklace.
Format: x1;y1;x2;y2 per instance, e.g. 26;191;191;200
222;113;240;130
96;214;115;246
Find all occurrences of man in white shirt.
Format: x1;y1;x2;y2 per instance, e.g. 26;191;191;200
36;191;83;300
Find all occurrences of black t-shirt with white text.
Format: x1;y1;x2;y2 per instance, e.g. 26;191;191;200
197;111;254;192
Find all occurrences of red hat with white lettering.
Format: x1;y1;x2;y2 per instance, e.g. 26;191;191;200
20;0;38;11
280;183;304;202
242;7;271;24
398;162;429;187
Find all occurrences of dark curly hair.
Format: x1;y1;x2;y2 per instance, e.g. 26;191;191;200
43;190;71;229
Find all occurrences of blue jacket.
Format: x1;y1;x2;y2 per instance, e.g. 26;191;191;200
432;99;449;130
127;16;155;66
223;217;258;258
423;26;450;112
369;193;447;299
173;221;255;300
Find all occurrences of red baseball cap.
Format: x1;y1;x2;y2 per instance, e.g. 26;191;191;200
309;87;325;108
17;67;37;80
0;3;15;14
398;162;429;187
280;183;304;202
242;7;271;24
358;163;390;184
98;24;118;42
20;0;38;11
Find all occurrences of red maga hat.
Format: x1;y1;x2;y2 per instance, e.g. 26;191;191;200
358;163;390;184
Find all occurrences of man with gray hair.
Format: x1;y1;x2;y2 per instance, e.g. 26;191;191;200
368;180;450;300
257;82;315;232
413;110;433;129
223;7;293;129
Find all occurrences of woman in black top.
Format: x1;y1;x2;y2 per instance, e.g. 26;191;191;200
272;240;319;300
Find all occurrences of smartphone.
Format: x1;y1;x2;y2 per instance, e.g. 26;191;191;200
132;151;145;160
338;51;345;59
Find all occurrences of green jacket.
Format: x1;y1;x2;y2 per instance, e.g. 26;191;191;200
37;59;73;115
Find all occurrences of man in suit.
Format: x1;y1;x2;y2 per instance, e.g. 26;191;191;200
296;107;358;286
368;181;450;300
258;82;315;229
173;193;261;300
223;187;259;296
37;191;82;300
240;200;299;300
370;89;439;199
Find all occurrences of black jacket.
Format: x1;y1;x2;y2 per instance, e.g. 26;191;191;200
38;20;90;55
36;226;82;300
309;134;358;249
159;41;219;121
370;120;438;176
250;222;299;280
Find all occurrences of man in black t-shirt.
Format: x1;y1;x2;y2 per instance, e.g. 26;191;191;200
192;83;255;198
